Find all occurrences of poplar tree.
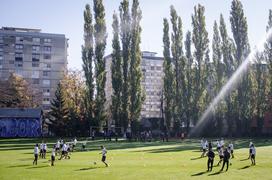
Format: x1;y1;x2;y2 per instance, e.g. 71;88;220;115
162;18;174;134
191;4;209;126
111;12;123;129
82;4;95;127
130;0;144;132
93;0;107;127
119;0;131;131
230;0;251;135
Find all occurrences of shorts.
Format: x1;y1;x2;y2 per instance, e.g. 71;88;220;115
217;147;220;151
251;154;255;159
61;151;65;155
219;155;224;159
102;156;106;162
56;147;60;151
202;148;206;152
51;155;55;161
34;154;38;160
231;150;233;153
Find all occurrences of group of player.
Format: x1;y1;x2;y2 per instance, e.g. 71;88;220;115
200;138;256;172
33;138;78;166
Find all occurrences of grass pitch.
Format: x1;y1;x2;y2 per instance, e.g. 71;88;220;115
0;138;272;180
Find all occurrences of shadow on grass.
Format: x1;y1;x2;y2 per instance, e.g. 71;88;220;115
26;165;48;169
75;166;104;171
19;158;33;161
8;164;31;168
240;158;249;161
208;171;224;176
190;156;203;160
132;145;197;153
238;165;251;170
191;171;208;176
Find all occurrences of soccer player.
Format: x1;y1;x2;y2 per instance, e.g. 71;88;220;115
207;148;215;172
250;144;256;165
56;140;60;155
228;142;234;158
100;146;108;167
201;140;207;157
248;141;253;159
59;142;66;160
217;146;224;166
33;144;39;165
220;147;230;171
51;145;56;166
39;142;44;158
216;140;221;153
72;138;77;152
43;143;47;159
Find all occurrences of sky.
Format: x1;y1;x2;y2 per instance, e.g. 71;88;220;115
0;0;271;70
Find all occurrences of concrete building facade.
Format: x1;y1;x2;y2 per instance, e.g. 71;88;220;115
105;51;164;125
0;27;68;110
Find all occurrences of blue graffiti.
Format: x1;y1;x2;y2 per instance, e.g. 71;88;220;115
0;118;41;137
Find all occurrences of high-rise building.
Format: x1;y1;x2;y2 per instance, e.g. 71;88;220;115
105;51;164;124
0;27;68;110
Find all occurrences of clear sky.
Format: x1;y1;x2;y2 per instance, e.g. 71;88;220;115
0;0;271;69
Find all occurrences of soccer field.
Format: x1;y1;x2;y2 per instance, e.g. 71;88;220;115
0;138;271;180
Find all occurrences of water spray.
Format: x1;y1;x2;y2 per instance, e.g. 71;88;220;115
190;28;272;136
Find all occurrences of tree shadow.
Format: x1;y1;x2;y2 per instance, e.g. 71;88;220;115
75;166;104;171
191;171;208;176
238;165;250;170
8;164;31;168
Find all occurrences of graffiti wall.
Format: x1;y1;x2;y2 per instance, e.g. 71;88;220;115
0;118;41;137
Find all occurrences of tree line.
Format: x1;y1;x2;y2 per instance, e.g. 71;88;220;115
163;0;272;137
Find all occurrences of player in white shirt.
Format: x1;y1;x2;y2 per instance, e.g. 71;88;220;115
56;140;60;155
228;142;234;158
100;146;108;167
51;145;56;166
59;143;66;160
220;138;224;147
39;142;44;157
42;143;47;159
250;143;256;165
217;146;224;166
72;138;77;152
33;144;39;165
248;141;253;159
216;140;221;152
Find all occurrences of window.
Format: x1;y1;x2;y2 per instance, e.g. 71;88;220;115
0;60;3;68
43;80;50;86
32;45;40;52
0;44;3;52
9;60;14;64
32;37;40;43
44;38;51;43
32;79;39;84
46;63;51;68
32;54;40;62
156;66;161;71
43;46;51;52
32;62;39;67
16;37;23;42
43;54;51;59
15;53;23;61
151;66;155;70
15;44;23;50
43;89;50;93
15;62;23;67
0;55;3;60
32;71;39;78
43;71;50;77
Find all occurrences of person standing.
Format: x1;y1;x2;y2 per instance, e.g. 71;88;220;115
33;144;39;165
100;145;108;167
220;147;230;171
207;148;215;172
228;142;234;158
217;146;224;166
250;144;256;165
51;145;56;166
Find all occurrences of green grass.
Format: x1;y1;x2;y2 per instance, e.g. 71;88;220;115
0;138;272;180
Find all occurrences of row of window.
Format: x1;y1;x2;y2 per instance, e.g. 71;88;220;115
32;79;51;85
14;53;51;62
15;44;52;52
16;37;52;44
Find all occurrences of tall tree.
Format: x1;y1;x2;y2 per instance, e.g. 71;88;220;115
170;6;186;132
230;0;251;135
119;0;131;131
129;0;144;132
162;18;174;134
184;31;194;133
82;4;95;127
220;14;236;136
265;9;272;112
191;4;209;126
111;12;123;130
49;83;69;136
93;0;107;127
212;20;224;133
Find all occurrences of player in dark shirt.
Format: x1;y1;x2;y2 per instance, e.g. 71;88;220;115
207;148;215;172
220;148;230;171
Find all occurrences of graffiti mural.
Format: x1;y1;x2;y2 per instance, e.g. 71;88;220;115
0;118;41;137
